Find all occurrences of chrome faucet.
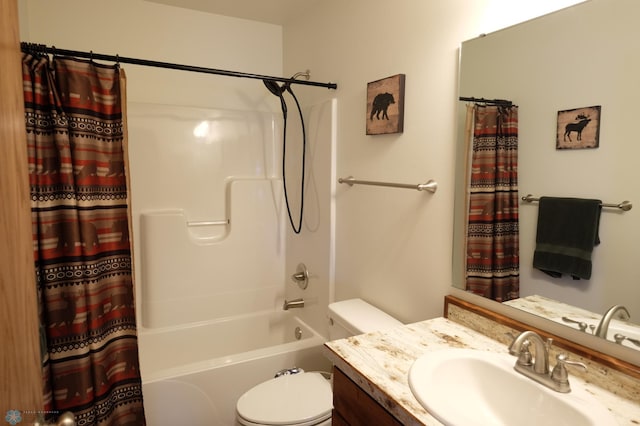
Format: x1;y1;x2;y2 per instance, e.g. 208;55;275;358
509;330;550;375
283;298;305;310
509;330;586;393
594;305;630;338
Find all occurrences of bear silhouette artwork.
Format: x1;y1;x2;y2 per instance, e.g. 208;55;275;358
47;292;77;329
106;159;125;177
41;155;59;175
110;346;139;374
44;221;100;252
57;72;95;105
111;219;129;243
93;362;109;389
110;286;134;311
74;162;98;180
54;369;92;402
370;92;395;120
119;408;146;426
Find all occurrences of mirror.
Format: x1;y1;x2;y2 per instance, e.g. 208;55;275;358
453;0;640;352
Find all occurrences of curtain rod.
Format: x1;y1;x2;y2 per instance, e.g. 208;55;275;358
20;42;338;90
459;96;513;106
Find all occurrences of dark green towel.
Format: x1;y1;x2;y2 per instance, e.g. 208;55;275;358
533;197;602;280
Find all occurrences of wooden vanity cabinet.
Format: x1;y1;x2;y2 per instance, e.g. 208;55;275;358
332;367;402;426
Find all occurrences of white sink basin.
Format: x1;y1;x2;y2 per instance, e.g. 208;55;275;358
408;349;617;426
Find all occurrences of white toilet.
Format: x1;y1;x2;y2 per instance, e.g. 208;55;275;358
235;298;402;426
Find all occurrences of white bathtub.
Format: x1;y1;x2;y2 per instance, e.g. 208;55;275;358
139;310;331;426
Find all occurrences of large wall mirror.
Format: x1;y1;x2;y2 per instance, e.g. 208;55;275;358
453;0;640;357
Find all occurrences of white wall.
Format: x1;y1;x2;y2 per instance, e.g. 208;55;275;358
283;0;586;324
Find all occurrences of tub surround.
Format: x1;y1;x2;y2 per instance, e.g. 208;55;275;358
323;298;640;425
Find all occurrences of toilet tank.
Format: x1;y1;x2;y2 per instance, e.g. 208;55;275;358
327;298;402;340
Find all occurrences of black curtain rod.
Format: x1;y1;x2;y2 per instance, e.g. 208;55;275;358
20;42;337;90
459;96;513;106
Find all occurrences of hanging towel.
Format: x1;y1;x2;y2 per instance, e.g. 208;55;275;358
533;197;602;280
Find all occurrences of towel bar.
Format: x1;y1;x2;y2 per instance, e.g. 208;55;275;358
338;176;437;193
521;194;632;211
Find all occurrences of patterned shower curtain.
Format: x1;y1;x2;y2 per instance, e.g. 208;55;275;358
23;53;145;425
465;105;520;302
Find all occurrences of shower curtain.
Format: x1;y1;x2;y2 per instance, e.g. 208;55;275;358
465;104;520;302
23;53;145;425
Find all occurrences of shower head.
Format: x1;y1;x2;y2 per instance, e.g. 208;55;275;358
263;72;308;235
262;70;310;96
263;79;286;96
263;79;288;118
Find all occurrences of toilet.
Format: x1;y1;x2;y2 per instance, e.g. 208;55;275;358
236;298;402;426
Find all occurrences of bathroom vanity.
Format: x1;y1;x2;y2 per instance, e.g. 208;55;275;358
331;368;401;426
323;296;640;425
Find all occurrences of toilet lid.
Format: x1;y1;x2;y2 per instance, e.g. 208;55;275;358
237;372;332;426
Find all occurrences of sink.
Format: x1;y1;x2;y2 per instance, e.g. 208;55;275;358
408;349;617;426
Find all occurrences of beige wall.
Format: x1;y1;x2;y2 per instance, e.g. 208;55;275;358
283;0;586;323
19;0;283;110
458;0;640;318
15;0;586;351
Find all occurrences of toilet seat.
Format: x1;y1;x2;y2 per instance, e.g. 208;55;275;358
236;372;332;426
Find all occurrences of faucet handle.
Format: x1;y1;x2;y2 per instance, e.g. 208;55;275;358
545;337;553;352
551;354;587;393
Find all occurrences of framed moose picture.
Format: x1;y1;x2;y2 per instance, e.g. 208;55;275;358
366;74;405;135
556;105;601;149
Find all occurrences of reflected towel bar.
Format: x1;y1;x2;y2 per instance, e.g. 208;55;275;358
187;219;230;227
521;194;632;211
338;176;437;193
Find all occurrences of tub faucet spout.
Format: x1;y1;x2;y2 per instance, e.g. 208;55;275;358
283;298;304;310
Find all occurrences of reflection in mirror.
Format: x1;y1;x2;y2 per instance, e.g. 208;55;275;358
453;0;640;352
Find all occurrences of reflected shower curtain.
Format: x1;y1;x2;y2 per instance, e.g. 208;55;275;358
465;105;520;302
23;53;145;425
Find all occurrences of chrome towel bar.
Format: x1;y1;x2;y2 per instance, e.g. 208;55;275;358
521;194;632;211
338;176;437;193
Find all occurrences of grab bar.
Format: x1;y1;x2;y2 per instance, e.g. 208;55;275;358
187;219;230;227
338;176;437;193
521;194;632;211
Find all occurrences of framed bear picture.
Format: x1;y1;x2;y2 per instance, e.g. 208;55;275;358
366;74;405;135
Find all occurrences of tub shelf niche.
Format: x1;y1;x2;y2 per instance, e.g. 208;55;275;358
140;179;285;328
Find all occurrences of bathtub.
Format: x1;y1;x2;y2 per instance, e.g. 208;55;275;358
138;310;331;426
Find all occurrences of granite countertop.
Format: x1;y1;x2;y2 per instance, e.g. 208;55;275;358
323;317;639;425
503;294;601;324
505;295;640;350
